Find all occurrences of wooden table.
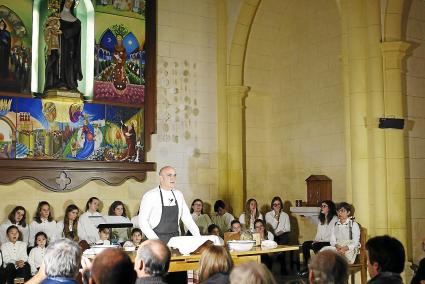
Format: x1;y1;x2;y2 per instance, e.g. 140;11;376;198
168;245;299;272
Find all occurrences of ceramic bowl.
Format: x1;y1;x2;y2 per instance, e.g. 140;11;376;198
227;240;255;252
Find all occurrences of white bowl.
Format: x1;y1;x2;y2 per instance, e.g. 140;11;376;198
227;240;255;252
90;244;120;254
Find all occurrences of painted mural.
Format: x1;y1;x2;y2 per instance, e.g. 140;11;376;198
0;96;144;162
0;4;32;94
93;1;146;105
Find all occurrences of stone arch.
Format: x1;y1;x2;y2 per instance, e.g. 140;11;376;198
228;0;262;86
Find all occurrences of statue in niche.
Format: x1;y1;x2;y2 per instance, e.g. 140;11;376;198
0;19;11;78
44;0;83;94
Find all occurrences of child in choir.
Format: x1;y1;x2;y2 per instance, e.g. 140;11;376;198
96;228;111;245
239;198;263;232
1;225;31;283
254;219;274;270
0;206;29;245
78;197;103;244
56;204;79;241
190;199;213;235
28;232;47;276
123;228;143;250
321;202;360;264
211;200;235;235
231;220;242;233
29;201;57;247
108;200;131;243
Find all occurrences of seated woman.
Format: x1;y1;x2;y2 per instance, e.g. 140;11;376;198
56;204;80;241
29;201;57;247
123;228;143;250
321;202;360;264
78;197;102;244
299;200;337;274
1;225;31;282
264;196;290;244
0;206;29;245
190;199;213;235
239;199;263;232
108;201;131;243
198;245;233;284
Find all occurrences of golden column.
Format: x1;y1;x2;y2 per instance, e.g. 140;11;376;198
226;85;249;215
380;41;410;246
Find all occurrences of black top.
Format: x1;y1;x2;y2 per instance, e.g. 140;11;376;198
368;271;403;284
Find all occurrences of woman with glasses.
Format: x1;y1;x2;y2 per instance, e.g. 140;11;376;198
189;199;212;235
298;200;337;276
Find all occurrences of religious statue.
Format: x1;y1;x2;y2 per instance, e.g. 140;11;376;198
120;120;136;160
0;19;11;78
44;0;83;93
111;35;128;91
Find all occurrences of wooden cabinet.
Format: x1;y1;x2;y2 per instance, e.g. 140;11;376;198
306;175;332;206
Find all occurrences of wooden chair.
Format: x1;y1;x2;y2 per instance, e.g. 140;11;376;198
348;226;367;284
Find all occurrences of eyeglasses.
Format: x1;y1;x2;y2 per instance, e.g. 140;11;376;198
272;203;281;207
321;204;328;208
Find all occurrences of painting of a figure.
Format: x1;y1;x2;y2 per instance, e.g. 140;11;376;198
0;4;32;94
93;12;146;105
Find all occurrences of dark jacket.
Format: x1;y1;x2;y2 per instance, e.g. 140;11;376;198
41;277;78;284
368;271;403;284
136;276;167;284
202;272;230;284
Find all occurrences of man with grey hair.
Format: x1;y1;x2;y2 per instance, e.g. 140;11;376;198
308;250;348;284
134;239;171;284
41;238;82;284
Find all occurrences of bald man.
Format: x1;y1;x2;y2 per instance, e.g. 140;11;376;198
308;250;348;284
139;166;200;243
134;240;171;284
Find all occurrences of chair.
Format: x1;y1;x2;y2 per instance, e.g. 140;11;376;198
348;226;367;284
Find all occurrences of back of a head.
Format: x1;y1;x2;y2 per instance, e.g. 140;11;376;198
44;239;82;279
365;235;405;274
91;248;136;284
198;245;233;282
229;262;277;284
308;250;348;284
136;240;171;277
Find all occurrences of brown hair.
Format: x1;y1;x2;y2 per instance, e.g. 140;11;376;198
198;245;233;282
230;262;277;284
244;198;260;229
34;201;53;223
63;204;79;241
8;206;27;227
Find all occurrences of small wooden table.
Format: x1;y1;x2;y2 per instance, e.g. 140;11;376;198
168;245;299;272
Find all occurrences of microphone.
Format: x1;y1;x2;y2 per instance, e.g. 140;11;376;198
169;198;174;204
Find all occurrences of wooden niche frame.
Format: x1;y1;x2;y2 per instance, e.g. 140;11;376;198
0;0;157;191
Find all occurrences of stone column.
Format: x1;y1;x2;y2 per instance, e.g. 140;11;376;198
226;85;249;215
380;41;410;247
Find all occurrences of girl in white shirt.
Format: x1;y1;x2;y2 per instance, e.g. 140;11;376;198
0;206;29;245
108;200;131;243
28;232;47;275
299;200;337;275
123;228;143;249
78;197;102;244
321;202;360;264
265;196;291;244
56;204;80;241
239;198;263;232
29;201;57;247
1;225;31;282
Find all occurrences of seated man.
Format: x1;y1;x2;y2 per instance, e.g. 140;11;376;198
134;239;171;284
366;235;405;284
308;250;348;284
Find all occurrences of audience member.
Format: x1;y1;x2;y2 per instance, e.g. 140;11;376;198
299;200;337;276
29;201;57;247
28;232;48;276
198;245;232;284
308;250;348;284
0;206;29;245
108;201;131;243
411;236;425;284
230;220;241;233
229;262;276;284
239;199;263;232
211;200;234;235
134;239;171;284
1;225;31;283
56;204;79;241
90;248;136;284
78;197;102;244
190;199;213;235
366;235;405;284
123;228;144;249
321;202;360;264
41;238;82;284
